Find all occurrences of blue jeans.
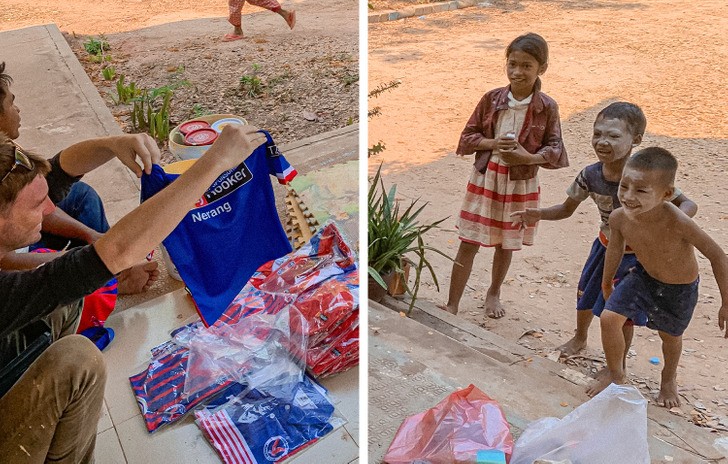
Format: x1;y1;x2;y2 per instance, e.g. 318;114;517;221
31;182;110;251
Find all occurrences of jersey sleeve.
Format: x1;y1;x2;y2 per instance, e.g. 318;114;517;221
565;168;589;202
140;164;176;202
262;131;297;185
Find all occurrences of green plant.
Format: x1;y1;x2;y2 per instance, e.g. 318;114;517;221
239;64;265;98
114;75;140;104
240;75;264;98
130;81;188;144
101;66;116;81
83;36;110;56
368;164;451;313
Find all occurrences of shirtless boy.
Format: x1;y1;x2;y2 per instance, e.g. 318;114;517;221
589;147;728;407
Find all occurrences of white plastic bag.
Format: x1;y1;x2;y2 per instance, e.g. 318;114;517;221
511;384;649;464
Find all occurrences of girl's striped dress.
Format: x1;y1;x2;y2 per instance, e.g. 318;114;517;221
456;93;539;250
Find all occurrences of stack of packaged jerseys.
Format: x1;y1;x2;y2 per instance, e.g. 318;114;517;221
239;222;359;377
129;223;358;434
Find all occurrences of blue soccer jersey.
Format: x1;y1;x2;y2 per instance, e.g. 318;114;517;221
141;130;297;325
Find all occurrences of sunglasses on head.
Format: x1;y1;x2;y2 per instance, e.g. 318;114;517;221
0;145;34;184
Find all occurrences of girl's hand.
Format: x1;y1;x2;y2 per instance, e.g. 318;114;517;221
510;208;541;229
719;304;728;338
496;133;518;153
499;143;533;165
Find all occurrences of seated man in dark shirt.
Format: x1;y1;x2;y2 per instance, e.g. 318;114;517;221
0;121;267;461
0;61;158;294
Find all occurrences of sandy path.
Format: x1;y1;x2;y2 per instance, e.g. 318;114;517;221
370;0;728;422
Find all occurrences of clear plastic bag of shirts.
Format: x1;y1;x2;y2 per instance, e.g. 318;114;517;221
182;304;308;399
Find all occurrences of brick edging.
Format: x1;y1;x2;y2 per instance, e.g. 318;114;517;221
368;0;476;23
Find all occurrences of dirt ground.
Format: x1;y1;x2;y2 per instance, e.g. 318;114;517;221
369;0;728;432
1;0;358;152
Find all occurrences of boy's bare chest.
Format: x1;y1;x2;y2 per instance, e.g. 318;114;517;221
622;221;687;264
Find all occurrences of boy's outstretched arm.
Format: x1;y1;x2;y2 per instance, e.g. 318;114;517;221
672;193;698;218
511;196;580;228
683;217;728;337
601;210;627;302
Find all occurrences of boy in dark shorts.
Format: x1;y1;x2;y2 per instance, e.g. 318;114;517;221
588;147;728;407
511;103;697;364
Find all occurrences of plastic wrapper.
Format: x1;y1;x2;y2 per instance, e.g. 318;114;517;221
216;222;359;379
183;305;308;399
510;384;649;464
195;374;346;464
129;335;240;433
384;384;514;464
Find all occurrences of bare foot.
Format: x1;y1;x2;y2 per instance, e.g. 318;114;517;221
557;336;587;356
656;379;681;408
284;10;296;29
223;33;244;42
436;303;458;315
586;371;626;397
118;261;159;295
485;293;505;319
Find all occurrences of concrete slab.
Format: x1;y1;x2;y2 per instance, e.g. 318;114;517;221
1;24;358;228
1;24;138;224
368;300;722;464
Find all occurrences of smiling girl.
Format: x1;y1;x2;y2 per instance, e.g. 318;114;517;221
442;33;568;318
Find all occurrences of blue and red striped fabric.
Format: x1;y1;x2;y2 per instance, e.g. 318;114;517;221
195;375;336;464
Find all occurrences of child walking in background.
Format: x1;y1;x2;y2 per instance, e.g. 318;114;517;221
590;147;728;407
441;32;568;319
225;0;296;42
511;103;697;365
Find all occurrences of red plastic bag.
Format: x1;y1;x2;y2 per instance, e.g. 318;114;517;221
384;384;514;464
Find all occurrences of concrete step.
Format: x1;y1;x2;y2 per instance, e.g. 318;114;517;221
369;299;722;463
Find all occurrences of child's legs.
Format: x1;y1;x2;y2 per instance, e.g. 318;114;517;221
487;245;512;297
622;322;634;368
228;0;245;27
444;240;479;312
600;309;629;380
658;330;682;388
575;309;594;340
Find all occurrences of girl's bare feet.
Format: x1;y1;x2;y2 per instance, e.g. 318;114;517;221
485;292;505;318
656;378;680;408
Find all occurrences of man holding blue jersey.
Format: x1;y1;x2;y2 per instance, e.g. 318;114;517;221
0;68;266;462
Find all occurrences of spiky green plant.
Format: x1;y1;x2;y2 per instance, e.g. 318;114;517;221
368;164;451;313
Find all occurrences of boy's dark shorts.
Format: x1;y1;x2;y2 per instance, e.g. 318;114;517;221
577;238;638;320
604;263;699;336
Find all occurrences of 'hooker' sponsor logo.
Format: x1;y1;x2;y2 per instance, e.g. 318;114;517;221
194;162;253;208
